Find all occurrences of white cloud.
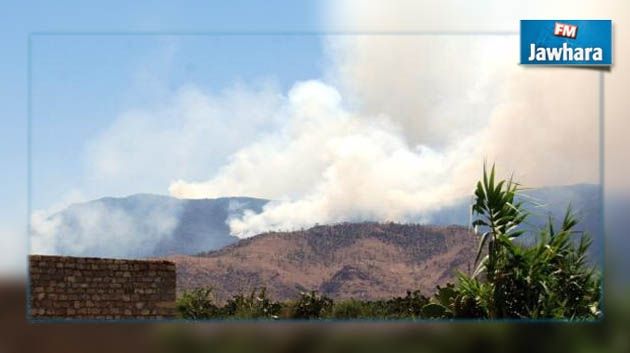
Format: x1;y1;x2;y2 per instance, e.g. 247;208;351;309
31;195;182;258
0;226;26;277
83;81;286;197
33;0;630;248
169;38;602;238
172;80;480;237
324;0;630;192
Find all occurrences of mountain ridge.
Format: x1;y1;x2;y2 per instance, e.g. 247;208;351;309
33;183;601;260
164;222;478;301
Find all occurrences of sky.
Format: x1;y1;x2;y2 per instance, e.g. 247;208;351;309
30;34;325;208
3;0;630;275
0;0;324;275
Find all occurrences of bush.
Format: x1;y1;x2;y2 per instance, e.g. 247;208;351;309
429;164;602;320
290;291;333;319
331;299;372;319
485;209;601;319
175;165;600;321
381;290;429;319
330;292;430;320
176;287;221;319
222;288;282;319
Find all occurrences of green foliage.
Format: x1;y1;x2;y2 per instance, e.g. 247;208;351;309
382;290;430;319
331;299;374;319
176;164;601;321
176;287;220;319
485;207;601;319
420;281;491;319
290;291;333;319
421;303;449;318
222;287;282;319
330;291;430;319
458;163;600;319
176;289;432;320
421;284;456;319
451;274;492;318
471;164;527;279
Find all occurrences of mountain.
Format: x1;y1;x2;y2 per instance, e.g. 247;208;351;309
605;194;630;282
33;184;601;260
165;223;478;301
32;194;268;258
427;183;603;261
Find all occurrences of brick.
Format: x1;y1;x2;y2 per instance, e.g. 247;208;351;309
29;255;176;320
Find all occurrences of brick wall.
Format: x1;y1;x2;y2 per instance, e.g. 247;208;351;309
29;255;176;320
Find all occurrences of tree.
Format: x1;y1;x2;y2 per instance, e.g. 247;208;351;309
423;164;601;320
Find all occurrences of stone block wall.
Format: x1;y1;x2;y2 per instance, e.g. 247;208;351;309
29;255;176;320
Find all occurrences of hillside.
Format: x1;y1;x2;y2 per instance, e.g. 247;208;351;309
166;222;478;301
32;184;601;261
428;183;603;261
32;194;268;258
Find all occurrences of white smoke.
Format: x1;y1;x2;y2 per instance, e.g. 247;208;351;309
30;81;286;256
325;34;600;188
171;80;482;236
191;0;627;238
170;42;600;237
83;81;286;196
31;196;182;258
0;225;26;276
324;0;630;192
31;0;630;250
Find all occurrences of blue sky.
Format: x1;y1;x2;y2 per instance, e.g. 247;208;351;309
2;0;619;274
0;0;326;273
30;34;326;209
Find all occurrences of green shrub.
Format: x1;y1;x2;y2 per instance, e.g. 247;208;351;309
176;287;221;319
456;164;600;319
330;292;430;320
222;288;282;319
451;275;492;318
485;208;601;319
382;290;429;319
175;165;600;321
290;291;333;319
332;299;370;319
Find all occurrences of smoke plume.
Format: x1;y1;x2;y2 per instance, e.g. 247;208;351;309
32;0;629;250
31;196;182;258
170;40;600;237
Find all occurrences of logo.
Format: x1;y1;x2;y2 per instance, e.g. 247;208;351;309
520;20;612;66
554;22;578;39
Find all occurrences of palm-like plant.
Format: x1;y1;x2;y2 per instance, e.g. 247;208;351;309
466;164;600;319
471;164;527;280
